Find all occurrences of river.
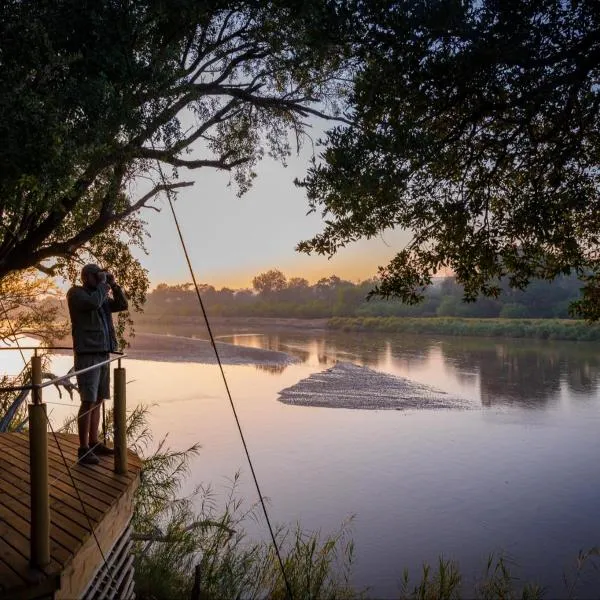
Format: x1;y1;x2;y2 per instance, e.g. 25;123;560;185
21;329;600;598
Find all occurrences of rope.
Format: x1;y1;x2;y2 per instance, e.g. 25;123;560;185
156;157;294;600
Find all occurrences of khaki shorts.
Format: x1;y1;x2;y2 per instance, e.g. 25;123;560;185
74;353;110;404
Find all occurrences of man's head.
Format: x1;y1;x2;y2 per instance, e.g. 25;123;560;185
81;263;105;288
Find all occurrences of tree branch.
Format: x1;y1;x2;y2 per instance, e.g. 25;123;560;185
4;157;112;271
167;98;241;155
203;86;353;125
34;263;59;276
0;181;194;278
130;181;195;212
137;147;249;170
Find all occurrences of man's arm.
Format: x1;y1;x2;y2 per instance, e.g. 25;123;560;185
67;285;110;311
108;284;128;313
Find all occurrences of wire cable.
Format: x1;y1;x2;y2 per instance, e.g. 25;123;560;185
156;161;294;600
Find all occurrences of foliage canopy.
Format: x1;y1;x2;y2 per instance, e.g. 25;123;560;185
0;0;352;312
299;0;600;319
3;0;600;321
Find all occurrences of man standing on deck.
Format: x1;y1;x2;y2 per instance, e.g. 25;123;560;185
67;264;128;465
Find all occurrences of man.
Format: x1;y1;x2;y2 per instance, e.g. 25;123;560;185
67;264;128;465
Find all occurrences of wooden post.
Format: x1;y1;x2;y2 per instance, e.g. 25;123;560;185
31;354;42;405
29;355;50;567
190;564;202;600
113;364;128;474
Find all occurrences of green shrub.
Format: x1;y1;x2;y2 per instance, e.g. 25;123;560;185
327;317;600;341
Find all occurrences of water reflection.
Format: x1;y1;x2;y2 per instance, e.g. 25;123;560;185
439;338;600;407
564;361;599;396
225;331;600;409
443;342;561;407
254;363;288;375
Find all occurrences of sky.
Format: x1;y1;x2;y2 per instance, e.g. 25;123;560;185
133;125;411;291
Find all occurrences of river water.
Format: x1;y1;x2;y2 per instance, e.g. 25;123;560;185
17;330;600;598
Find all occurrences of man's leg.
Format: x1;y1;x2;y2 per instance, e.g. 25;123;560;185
89;363;114;455
75;354;101;465
78;402;93;448
89;400;102;446
77;400;100;465
89;399;114;455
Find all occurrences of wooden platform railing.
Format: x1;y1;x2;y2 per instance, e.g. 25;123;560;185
0;347;128;571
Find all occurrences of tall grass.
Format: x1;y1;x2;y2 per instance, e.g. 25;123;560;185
399;551;600;600
134;477;359;599
123;405;359;600
328;317;600;341
400;557;462;600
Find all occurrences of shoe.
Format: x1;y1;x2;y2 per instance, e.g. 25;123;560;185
91;442;115;456
78;447;100;466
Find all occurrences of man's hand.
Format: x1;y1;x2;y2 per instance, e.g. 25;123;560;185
106;272;116;286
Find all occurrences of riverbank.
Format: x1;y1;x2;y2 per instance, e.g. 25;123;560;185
133;315;328;337
133;314;600;342
51;331;298;366
328;316;600;341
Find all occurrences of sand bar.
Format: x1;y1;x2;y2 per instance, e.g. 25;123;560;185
278;362;470;410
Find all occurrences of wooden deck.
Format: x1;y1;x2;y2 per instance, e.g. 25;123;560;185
0;432;142;600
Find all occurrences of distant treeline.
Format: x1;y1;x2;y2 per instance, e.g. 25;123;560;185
328;317;600;341
142;269;587;320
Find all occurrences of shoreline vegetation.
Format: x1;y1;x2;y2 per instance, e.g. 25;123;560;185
139;272;590;322
328;316;600;342
123;271;600;345
131;314;600;343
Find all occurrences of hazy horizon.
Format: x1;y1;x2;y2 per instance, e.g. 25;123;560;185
130;118;411;290
151;260;386;290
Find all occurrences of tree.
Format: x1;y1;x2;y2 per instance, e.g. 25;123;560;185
0;0;352;297
288;277;310;289
314;275;347;301
0;270;71;432
0;269;68;346
280;276;310;302
252;269;287;295
298;0;600;319
499;303;530;319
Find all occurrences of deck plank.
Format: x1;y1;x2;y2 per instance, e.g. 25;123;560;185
0;537;28;588
13;432;134;483
0;475;87;547
0;441;114;514
0;455;104;523
0;468;91;538
7;434;129;498
0;432;142;600
46;433;142;480
0;504;66;570
0;487;77;559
